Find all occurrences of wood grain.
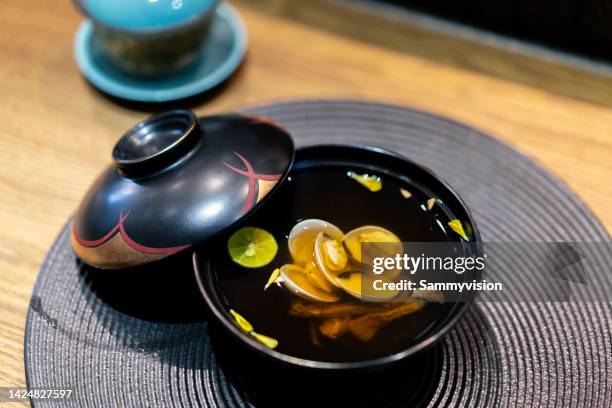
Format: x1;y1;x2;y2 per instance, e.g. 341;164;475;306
0;0;611;399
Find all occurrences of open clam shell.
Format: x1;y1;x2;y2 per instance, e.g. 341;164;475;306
336;272;400;301
280;264;340;303
304;261;337;293
342;225;403;264
314;231;349;288
288;219;344;266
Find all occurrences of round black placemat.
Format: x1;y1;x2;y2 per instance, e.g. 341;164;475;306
25;100;611;407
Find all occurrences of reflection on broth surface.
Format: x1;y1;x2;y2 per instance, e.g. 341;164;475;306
213;165;461;362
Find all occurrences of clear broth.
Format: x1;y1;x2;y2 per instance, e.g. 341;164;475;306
212;164;460;362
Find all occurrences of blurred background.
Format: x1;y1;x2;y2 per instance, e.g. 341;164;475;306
380;0;612;62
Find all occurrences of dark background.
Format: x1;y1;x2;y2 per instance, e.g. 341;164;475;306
381;0;612;63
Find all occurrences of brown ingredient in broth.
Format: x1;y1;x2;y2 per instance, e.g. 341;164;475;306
290;299;425;341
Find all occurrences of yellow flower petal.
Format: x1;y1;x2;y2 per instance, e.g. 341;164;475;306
349;172;382;192
448;219;469;241
426;198;436;210
230;309;253;333
251;331;279;349
264;268;281;291
400;188;412;199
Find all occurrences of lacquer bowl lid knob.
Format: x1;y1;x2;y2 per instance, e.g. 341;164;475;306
71;110;294;269
112;110;201;176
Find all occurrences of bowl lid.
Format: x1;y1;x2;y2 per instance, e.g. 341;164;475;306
75;0;216;32
71;110;294;269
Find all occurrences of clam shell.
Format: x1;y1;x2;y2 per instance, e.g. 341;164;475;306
314;232;348;288
280;264;340;303
342;225;402;264
336;272;400;301
288;219;344;265
304;261;337;293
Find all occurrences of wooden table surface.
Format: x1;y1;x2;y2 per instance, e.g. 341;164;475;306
1;0;611;399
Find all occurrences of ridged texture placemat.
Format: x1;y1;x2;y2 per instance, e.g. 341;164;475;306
25;100;611;407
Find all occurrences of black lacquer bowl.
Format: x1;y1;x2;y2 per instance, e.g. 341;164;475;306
193;144;483;371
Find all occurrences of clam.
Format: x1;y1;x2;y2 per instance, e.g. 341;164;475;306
285;221;405;303
280;264;340;303
288;219;344;266
304;261;336;293
342;225;402;264
314;231;349;288
336;272;399;301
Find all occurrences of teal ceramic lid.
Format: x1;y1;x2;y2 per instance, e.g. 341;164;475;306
76;0;216;31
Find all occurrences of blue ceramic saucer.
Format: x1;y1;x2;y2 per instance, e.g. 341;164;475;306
74;2;247;102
